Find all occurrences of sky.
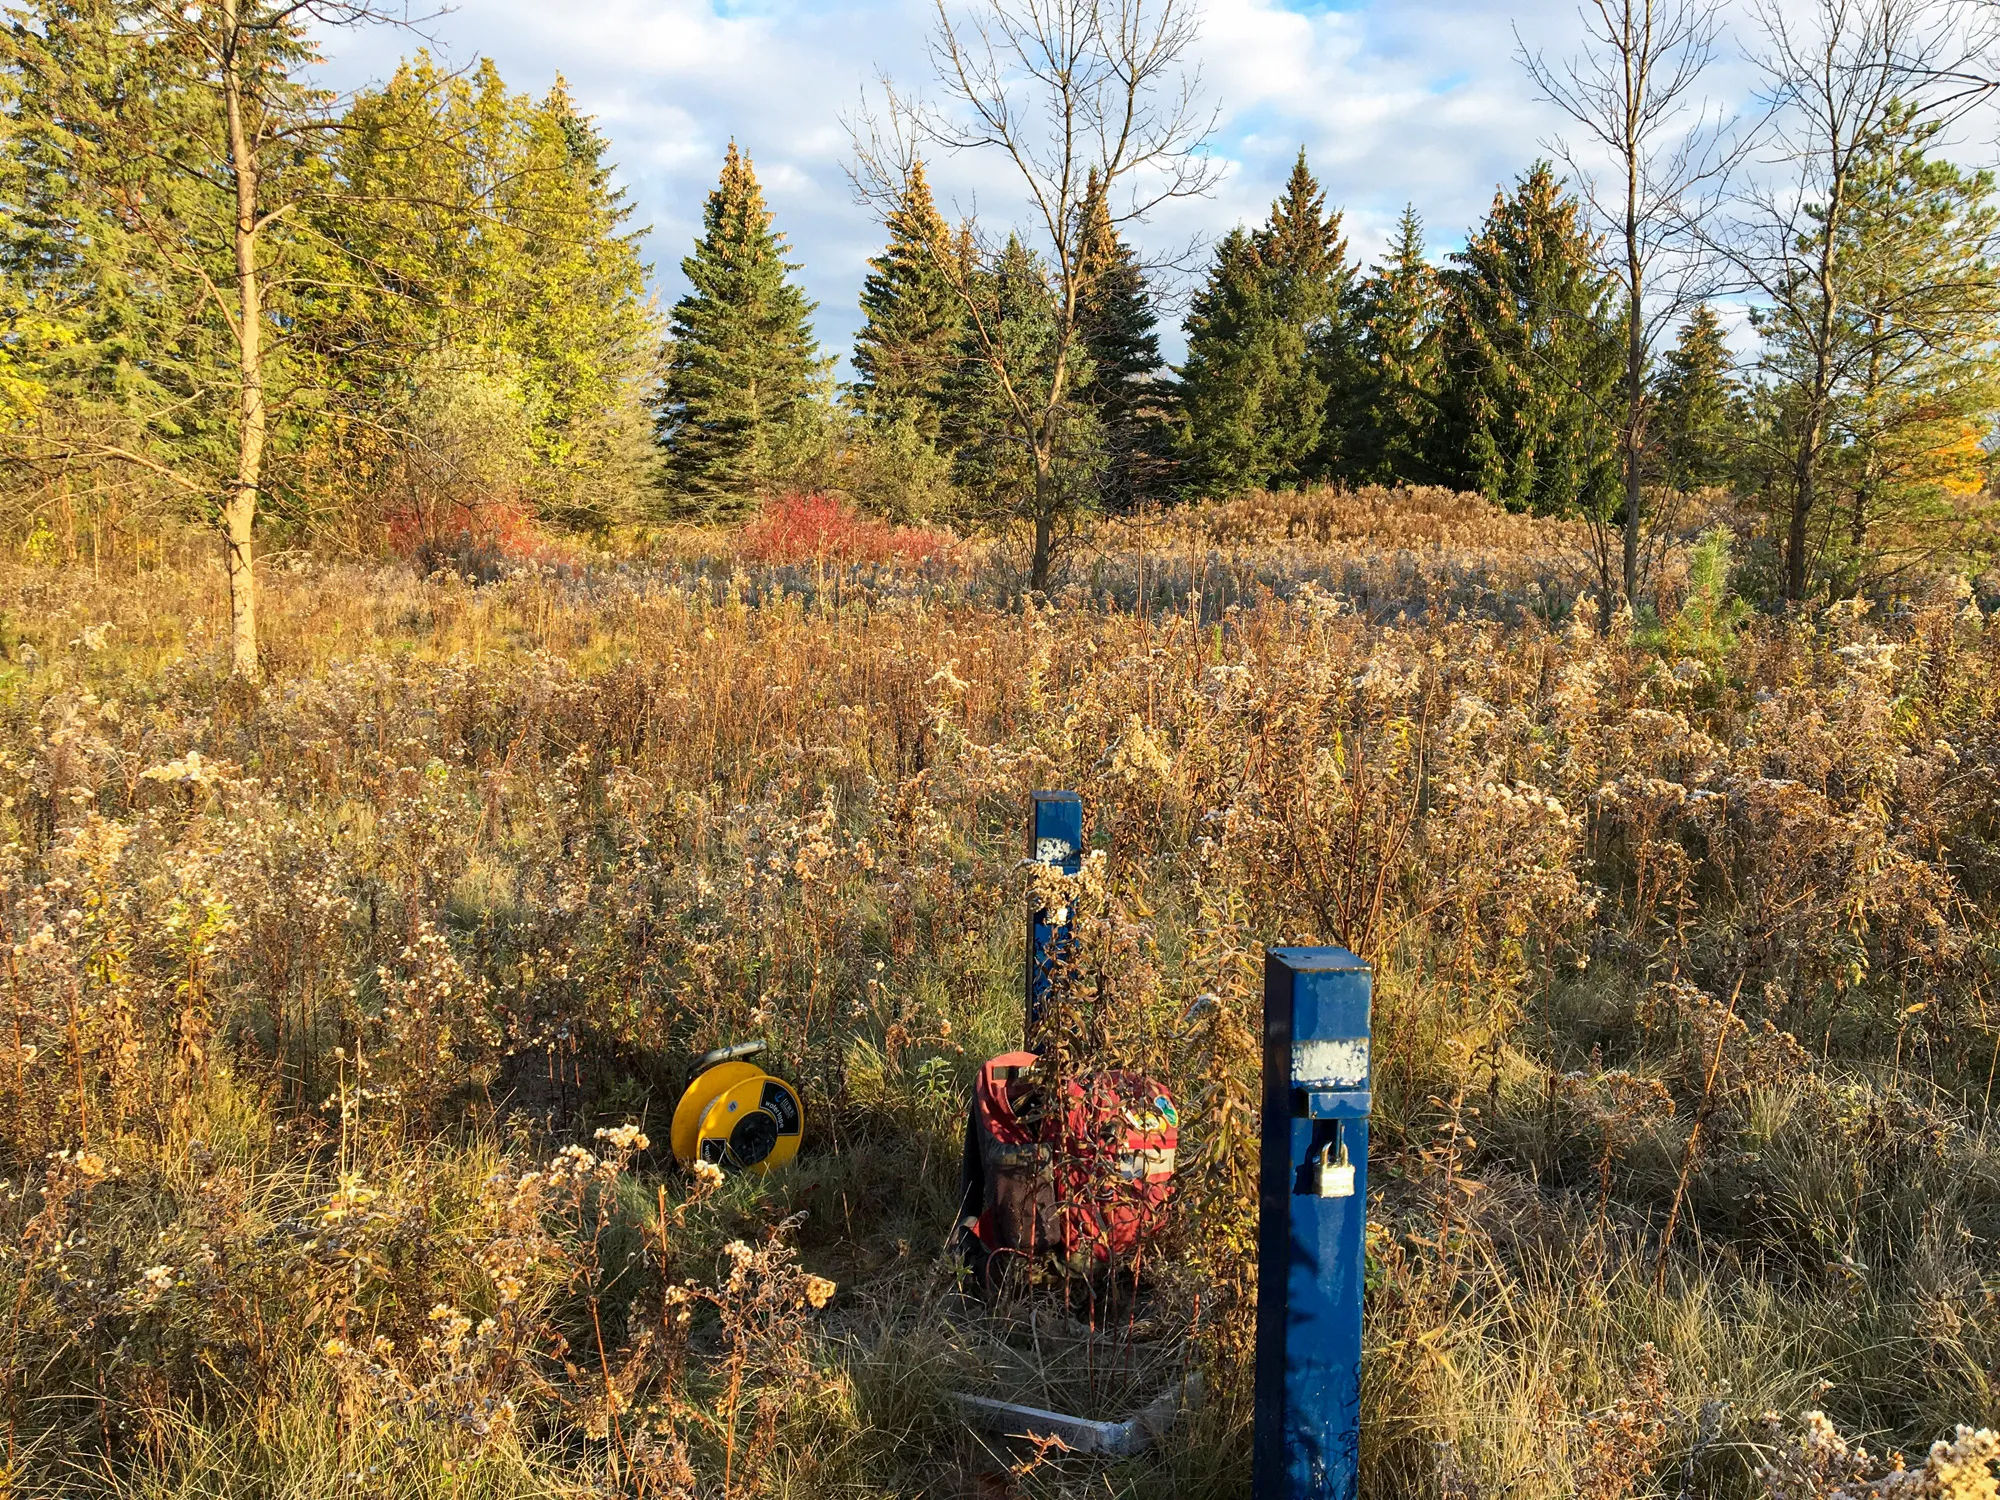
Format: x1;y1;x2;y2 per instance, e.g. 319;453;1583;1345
307;0;1794;368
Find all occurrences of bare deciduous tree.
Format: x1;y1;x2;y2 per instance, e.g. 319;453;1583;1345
1520;0;1740;615
1718;0;1995;601
852;0;1219;590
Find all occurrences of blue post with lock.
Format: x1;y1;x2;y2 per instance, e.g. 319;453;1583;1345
1024;791;1083;1040
1253;945;1371;1500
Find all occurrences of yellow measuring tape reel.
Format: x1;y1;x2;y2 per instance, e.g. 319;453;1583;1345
670;1041;805;1175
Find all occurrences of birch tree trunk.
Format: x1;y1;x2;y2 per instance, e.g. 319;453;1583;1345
222;0;262;679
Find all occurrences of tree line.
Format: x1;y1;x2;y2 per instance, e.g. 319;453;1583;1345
673;112;1998;606
4;0;2000;672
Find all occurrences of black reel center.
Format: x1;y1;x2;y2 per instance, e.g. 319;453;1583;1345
726;1108;781;1168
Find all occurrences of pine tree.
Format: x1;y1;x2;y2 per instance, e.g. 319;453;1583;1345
1440;162;1622;517
1350;205;1444;486
1828;105;2000;575
0;0;232;464
656;142;825;521
850;159;962;442
1175;227;1282;496
1651;305;1741;493
503;79;656;529
1074;169;1164;508
1175;149;1352;496
942;234;1101;525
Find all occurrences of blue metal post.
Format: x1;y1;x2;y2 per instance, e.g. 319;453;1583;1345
1024;791;1083;1041
1253;946;1372;1500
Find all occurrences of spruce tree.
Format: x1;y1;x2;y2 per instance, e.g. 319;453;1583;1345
1;0;231;462
1652;305;1741;493
1262;148;1355;480
505;79;656;528
1351;205;1444;486
850;159;962;442
1074;169;1164;508
1175;228;1282;496
942;234;1101;526
656;142;825;521
1440;162;1622;517
1175;149;1352;496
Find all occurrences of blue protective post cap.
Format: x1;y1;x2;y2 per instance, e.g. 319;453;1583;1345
1254;945;1371;1500
1024;792;1084;1040
1029;791;1084;866
1266;945;1368;972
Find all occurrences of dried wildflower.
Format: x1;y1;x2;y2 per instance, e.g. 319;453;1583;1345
139;750;229;787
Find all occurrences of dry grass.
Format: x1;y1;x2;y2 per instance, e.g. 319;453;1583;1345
1;486;1997;1498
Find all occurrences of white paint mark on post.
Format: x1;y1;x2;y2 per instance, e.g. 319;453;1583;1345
1293;1038;1369;1089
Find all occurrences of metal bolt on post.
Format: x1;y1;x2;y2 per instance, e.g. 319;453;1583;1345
1253;945;1372;1500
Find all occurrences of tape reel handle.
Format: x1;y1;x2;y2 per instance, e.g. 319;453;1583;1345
694;1039;768;1071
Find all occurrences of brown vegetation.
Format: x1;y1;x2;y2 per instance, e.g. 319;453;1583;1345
1;487;1998;1496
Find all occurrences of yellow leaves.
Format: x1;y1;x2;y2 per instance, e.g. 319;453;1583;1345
0;302;70;427
1877;410;1992;504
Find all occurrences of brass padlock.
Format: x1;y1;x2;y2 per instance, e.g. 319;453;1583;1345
1317;1137;1355;1199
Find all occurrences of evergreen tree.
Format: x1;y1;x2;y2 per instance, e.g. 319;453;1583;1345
850;159;962;442
1262;147;1356;477
1439;161;1622;517
2;18;660;575
656;142;825;520
504;80;657;528
1;0;235;467
5;0;379;673
1175;227;1282;496
1350;205;1444;486
942;234;1101;527
295;55;528;551
1074;169;1164;508
299;57;657;535
1828;105;2000;575
1651;305;1741;493
1175;149;1352;496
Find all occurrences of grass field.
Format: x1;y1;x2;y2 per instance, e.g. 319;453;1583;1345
4;487;2000;1498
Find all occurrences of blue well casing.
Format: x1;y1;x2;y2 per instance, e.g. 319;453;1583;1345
1252;945;1372;1500
1024;791;1083;1039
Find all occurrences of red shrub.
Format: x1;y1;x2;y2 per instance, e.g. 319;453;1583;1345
385;498;572;582
737;493;953;567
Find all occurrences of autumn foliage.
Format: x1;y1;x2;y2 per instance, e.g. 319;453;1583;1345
735;491;955;566
2;490;1999;1497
